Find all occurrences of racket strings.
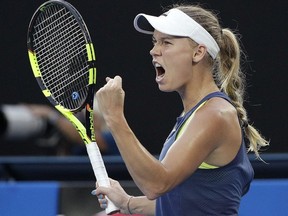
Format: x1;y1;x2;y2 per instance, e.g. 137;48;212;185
35;24;83;72
35;7;87;80
34;8;84;78
53;66;89;99
32;4;89;110
39;41;87;89
34;15;84;67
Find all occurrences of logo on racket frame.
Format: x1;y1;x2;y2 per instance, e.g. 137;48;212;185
72;91;80;100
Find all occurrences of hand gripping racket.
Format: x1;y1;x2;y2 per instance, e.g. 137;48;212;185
27;0;119;214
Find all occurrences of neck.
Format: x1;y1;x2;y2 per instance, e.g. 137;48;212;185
179;75;219;113
182;89;219;114
178;61;219;113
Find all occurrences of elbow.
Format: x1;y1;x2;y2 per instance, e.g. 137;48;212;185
146;193;160;200
143;183;171;200
140;168;176;200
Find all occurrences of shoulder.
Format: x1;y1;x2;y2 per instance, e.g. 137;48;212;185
191;97;239;145
198;97;237;124
193;97;242;166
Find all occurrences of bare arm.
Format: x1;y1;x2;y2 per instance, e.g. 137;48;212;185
96;76;240;199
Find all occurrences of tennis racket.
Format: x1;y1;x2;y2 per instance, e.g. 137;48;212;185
27;0;119;214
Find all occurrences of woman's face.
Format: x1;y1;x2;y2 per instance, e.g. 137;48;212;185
150;30;197;93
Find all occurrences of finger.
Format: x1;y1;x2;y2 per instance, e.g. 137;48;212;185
114;75;122;86
91;191;108;209
100;203;107;209
97;194;104;199
91;190;105;199
105;77;112;82
91;189;96;196
95;185;111;196
98;197;108;209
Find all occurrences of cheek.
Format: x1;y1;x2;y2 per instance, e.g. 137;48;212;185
163;45;194;73
170;53;193;71
170;55;194;84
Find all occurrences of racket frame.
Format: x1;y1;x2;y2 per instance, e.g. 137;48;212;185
27;1;119;214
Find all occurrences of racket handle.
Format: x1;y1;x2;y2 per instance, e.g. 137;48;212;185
86;142;120;215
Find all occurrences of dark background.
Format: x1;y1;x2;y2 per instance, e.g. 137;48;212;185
0;0;287;155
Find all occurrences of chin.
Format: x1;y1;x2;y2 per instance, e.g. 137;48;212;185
158;84;173;93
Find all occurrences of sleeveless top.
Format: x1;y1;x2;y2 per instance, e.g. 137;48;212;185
155;92;254;216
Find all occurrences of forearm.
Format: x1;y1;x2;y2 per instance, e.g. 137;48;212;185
106;114;166;198
96;76;169;197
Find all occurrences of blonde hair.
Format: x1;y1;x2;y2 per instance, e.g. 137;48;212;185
173;4;269;159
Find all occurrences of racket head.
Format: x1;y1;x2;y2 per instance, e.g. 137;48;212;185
27;0;96;113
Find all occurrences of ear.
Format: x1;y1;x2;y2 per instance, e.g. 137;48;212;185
192;45;207;63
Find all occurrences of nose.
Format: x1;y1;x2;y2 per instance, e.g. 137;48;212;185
150;44;161;57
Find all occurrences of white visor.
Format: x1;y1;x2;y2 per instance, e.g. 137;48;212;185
134;8;220;59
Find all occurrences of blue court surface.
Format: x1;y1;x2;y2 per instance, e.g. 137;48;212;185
239;179;288;215
0;179;287;216
0;182;59;216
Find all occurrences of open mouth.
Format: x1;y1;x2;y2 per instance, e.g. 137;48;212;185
154;62;165;79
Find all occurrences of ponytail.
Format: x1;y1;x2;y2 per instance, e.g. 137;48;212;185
175;4;269;159
218;29;269;158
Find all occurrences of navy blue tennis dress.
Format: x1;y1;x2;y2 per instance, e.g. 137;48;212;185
155;92;254;216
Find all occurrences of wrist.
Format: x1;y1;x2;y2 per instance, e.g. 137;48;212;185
126;196;134;215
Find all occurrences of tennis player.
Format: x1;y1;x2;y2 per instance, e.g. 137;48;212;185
94;4;269;215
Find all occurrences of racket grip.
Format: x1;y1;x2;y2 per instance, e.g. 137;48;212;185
86;142;120;215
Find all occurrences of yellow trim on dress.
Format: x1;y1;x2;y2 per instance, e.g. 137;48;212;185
199;162;218;169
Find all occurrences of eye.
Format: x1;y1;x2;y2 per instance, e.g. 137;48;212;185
163;40;173;45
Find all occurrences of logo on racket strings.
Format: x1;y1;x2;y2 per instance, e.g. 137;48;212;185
72;92;80;100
